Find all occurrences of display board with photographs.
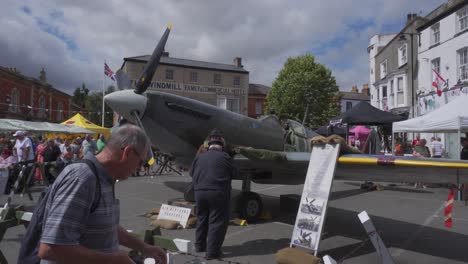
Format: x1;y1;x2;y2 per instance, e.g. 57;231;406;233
290;144;340;255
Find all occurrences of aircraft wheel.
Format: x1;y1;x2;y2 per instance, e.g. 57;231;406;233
236;192;263;222
184;183;195;202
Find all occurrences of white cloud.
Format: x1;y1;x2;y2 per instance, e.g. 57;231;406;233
0;0;447;94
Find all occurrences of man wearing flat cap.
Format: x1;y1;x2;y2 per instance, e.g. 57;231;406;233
190;129;237;260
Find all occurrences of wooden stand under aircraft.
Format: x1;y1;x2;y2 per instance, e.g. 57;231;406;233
105;25;468;222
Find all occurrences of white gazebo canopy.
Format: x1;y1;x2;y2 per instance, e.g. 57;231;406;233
393;95;468;133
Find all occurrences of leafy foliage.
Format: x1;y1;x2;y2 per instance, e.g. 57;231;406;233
72;85;115;127
266;54;340;128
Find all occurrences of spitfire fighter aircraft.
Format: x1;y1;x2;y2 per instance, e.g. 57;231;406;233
105;25;468;221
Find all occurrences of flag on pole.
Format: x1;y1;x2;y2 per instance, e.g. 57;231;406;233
432;69;447;97
444;188;454;228
104;63;115;81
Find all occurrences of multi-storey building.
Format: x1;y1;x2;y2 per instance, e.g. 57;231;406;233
371;14;427;118
368;34;396;108
247;83;270;118
122;52;249;115
0;66;72;122
339;84;370;113
417;0;468;115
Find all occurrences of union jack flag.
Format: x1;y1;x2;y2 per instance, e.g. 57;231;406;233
104;63;115;81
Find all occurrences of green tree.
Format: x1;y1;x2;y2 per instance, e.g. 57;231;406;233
266;54;340;128
84;85;115;127
72;83;89;108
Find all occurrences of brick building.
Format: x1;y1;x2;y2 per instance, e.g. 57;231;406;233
0;66;73;122
122;52;249;115
248;83;270;118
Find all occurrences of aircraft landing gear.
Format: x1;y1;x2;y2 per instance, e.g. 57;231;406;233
236;173;263;222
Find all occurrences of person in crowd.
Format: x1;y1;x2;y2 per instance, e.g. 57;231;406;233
413;138;431;158
13;131;35;163
431;137;445;158
35;137;47;184
394;138;404;156
96;134;107;154
59;138;73;167
42;139;62;184
81;134;97;156
36;124;166;264
412;135;421;146
70;137;82;160
412;138;430;188
0;149;17;169
190;129;237;260
461;137;468;160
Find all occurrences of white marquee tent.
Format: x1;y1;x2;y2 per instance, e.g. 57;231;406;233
393;95;468;133
393;95;468;159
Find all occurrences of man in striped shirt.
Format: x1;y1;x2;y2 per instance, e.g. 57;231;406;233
38;125;166;264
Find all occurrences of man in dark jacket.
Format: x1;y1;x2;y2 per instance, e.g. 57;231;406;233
461;137;468;160
190;129;237;260
42;139;62;183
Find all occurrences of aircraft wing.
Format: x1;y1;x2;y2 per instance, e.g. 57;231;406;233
233;146;468;185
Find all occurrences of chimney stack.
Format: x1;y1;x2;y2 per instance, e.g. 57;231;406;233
406;13;418;24
233;57;243;68
351;85;359;92
361;83;369;95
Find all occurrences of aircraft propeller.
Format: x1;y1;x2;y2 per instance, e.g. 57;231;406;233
105;24;172;163
134;24;172;95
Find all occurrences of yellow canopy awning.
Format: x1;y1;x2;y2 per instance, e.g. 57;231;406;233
61;113;110;137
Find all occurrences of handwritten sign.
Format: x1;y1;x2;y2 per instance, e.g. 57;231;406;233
157;204;192;228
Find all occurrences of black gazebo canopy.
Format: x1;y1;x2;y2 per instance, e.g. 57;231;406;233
330;101;406;126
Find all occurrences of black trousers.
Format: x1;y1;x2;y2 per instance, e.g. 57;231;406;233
195;189;230;256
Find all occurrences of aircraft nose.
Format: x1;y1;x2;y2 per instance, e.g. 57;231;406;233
104;90;148;121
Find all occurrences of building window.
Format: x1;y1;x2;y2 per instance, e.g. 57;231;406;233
213;73;221;85
38;95;46;118
431;23;440;45
458;47;468;81
217;96;239;113
190;71;198;83
57;102;63;121
380;60;387;79
255;100;263;115
346;101;353;111
397;77;404;105
165;69;174;80
382;85;387;98
233;76;241;87
398;44;407;67
431;57;441;83
9;88;20;113
457;6;468;33
390;80;394;95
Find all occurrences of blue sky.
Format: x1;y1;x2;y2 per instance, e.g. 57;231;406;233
0;0;447;94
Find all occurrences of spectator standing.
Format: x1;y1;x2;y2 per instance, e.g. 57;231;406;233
42;139;62;184
190;129;237;260
461;137;468;160
27;124;166;264
13;131;35;163
431;137;445;158
413;139;431;158
35;138;47;183
81;135;97;156
96;134;106;154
